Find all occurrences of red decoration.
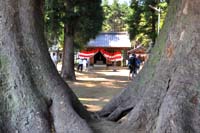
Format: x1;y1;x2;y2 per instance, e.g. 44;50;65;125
78;49;122;61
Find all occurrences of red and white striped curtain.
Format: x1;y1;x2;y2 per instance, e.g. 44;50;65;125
78;49;99;58
99;49;122;61
78;49;122;61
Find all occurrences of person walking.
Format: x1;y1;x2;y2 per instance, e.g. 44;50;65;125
82;58;87;72
128;54;137;80
77;58;83;72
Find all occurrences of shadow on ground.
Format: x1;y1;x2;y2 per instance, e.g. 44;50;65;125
66;67;131;112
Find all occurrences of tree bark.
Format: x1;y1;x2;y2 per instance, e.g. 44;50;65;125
61;24;76;81
1;0;200;132
0;0;91;132
98;0;200;132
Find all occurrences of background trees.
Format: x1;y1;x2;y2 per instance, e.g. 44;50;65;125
102;0;131;32
44;0;65;47
102;0;168;47
127;0;168;47
61;0;104;80
44;0;103;80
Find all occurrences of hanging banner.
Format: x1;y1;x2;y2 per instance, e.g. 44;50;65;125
78;49;122;61
99;49;122;61
78;49;99;58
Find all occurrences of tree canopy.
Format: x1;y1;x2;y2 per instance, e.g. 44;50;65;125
102;0;131;32
44;0;65;47
127;0;168;46
45;0;104;80
101;0;168;47
44;0;103;49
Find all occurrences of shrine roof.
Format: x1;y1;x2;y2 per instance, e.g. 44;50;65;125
87;32;131;48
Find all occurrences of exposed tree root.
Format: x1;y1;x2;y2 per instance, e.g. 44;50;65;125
96;1;200;132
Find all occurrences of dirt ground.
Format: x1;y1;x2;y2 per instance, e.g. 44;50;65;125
66;67;131;112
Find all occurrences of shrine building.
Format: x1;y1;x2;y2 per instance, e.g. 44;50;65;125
78;32;131;66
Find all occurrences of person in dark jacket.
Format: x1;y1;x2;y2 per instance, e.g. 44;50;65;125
128;54;137;80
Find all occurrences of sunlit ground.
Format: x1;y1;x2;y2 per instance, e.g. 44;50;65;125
66;67;131;112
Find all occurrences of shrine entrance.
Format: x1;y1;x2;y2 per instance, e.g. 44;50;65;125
94;51;106;65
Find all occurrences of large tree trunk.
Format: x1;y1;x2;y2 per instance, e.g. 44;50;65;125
0;0;91;132
61;24;76;81
1;0;200;132
98;0;200;132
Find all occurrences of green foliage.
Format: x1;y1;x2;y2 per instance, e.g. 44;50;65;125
128;0;168;47
102;0;131;32
44;0;103;49
44;0;65;47
73;0;104;48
